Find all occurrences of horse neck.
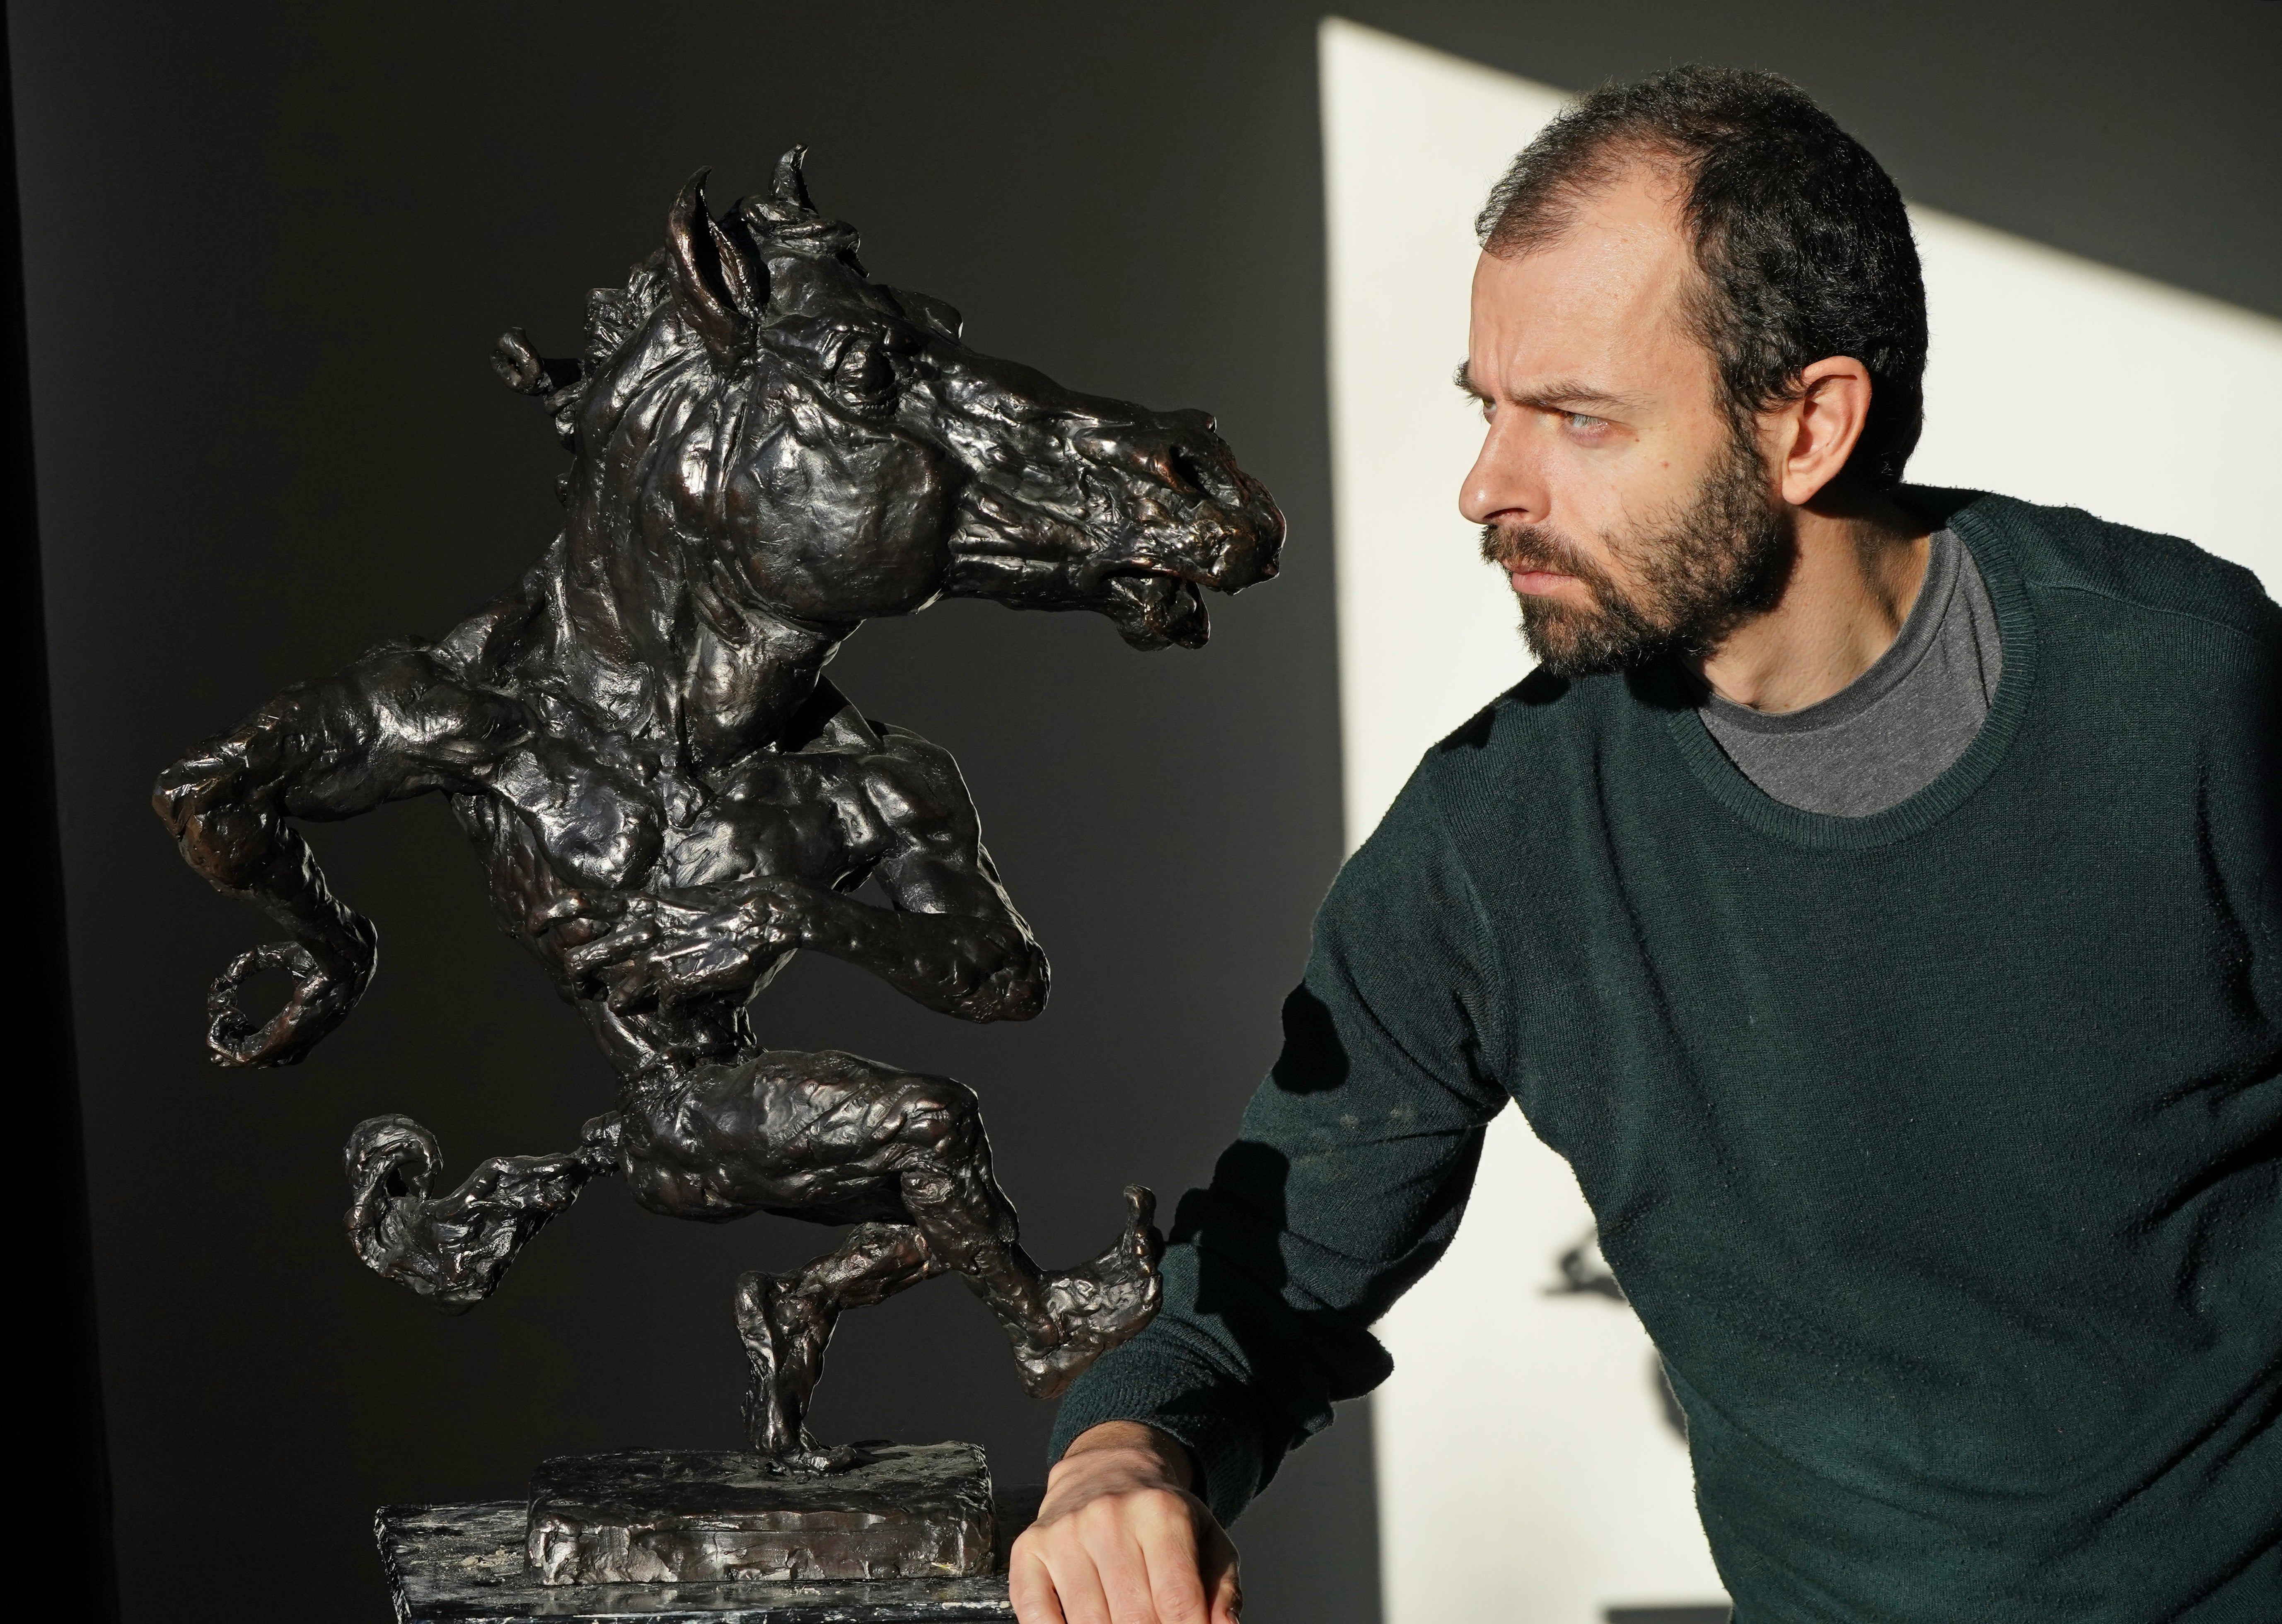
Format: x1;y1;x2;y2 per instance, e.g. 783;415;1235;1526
542;522;850;768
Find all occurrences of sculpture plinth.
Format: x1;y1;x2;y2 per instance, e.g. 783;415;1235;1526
527;1445;995;1585
380;1483;1043;1623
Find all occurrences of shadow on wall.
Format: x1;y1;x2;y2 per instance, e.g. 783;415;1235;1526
1547;1226;1692;1442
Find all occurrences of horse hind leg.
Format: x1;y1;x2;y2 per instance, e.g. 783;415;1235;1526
737;1222;945;1469
1010;1185;1164;1400
882;1076;1165;1400
343;1114;614;1312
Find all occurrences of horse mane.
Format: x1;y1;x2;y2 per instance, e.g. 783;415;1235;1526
475;157;890;677
491;155;870;469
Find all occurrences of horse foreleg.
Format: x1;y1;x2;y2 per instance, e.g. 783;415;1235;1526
154;641;528;1067
735;1223;944;1468
343;1113;616;1312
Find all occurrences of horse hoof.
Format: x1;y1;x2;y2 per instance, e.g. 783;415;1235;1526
1012;1185;1165;1399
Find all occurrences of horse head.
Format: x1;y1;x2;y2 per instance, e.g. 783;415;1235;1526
496;151;1283;672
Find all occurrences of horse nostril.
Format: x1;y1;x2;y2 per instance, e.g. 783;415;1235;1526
1165;444;1211;495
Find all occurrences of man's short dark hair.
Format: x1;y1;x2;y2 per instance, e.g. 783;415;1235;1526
1478;65;1927;491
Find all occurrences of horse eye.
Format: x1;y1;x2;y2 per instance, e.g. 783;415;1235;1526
834;340;894;401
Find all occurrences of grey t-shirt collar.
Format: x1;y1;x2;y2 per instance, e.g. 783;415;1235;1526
1703;525;1967;739
1694;528;2004;818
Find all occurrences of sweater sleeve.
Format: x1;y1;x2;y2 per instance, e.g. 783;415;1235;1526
1047;765;1515;1525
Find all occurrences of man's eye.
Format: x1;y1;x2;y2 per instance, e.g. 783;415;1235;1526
1565;412;1607;433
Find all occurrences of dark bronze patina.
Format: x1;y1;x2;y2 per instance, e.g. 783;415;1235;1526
526;1444;996;1583
155;150;1284;1472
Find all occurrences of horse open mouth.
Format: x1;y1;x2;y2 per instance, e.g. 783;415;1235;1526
1103;568;1209;651
949;484;1215;650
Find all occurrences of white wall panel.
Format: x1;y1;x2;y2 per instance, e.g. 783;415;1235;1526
1319;17;2282;1624
1910;215;2282;581
1320;22;1728;1622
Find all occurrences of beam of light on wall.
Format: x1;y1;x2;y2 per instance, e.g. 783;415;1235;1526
1320;27;1728;1623
1318;17;2282;1624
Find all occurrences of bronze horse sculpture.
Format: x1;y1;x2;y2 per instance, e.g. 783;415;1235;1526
155;150;1284;1469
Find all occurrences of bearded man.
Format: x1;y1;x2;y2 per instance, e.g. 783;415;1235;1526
1012;66;2281;1624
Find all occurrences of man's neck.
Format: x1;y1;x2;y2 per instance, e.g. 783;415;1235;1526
1697;492;1931;714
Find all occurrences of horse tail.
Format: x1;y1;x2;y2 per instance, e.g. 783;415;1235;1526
343;1113;617;1314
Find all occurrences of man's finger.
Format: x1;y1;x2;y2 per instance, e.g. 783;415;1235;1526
564;921;656;970
1137;1511;1212;1624
1036;1540;1117;1624
1085;1521;1161;1624
601;963;660;1013
562;941;615;977
1007;1540;1070;1624
1209;1564;1243;1624
1201;1527;1243;1624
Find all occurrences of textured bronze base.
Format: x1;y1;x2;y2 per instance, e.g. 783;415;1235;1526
526;1444;995;1586
379;1488;1042;1622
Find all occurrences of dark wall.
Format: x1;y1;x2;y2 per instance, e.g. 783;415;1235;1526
11;8;1351;1622
12;5;2275;1624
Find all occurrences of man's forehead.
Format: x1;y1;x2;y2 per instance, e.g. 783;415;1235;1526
1466;167;1698;389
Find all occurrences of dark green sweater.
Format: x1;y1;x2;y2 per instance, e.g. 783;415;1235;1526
1052;492;2282;1622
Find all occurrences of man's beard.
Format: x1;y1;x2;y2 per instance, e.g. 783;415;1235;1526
1479;421;1792;679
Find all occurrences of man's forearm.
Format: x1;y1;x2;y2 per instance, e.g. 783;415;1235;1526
614;877;1047;1021
791;887;1046;1021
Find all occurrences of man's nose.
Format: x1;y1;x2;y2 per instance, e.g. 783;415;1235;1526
1459;410;1546;529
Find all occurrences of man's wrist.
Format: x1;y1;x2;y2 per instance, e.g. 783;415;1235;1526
1060;1420;1199;1494
738;878;822;951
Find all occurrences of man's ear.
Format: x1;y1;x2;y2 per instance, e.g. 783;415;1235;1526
1774;356;1874;507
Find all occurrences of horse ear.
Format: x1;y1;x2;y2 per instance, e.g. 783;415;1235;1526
772;145;814;212
666;169;763;363
491;327;582;396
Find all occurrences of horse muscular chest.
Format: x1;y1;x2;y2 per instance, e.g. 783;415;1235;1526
471;726;887;901
659;755;887;890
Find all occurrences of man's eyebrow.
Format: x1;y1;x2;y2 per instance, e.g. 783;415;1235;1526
1452;364;1647;416
1514;380;1648;414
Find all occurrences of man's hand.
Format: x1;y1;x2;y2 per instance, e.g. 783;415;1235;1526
560;885;808;1011
1010;1421;1241;1624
